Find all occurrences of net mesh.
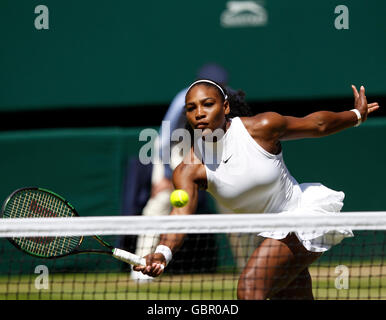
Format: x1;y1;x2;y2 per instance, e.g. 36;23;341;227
0;213;385;300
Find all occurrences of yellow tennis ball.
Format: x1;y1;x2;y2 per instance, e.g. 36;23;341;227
170;189;189;208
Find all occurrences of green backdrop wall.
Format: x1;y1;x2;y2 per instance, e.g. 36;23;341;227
1;0;385;110
0;128;145;216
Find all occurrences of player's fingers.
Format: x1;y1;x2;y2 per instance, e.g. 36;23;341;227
359;86;368;108
352;85;359;98
140;264;153;275
368;105;380;114
133;265;146;273
141;263;164;277
155;266;165;277
358;85;363;98
151;263;165;276
368;102;379;107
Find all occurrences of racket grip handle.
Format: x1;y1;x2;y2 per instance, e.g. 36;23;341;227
112;248;146;266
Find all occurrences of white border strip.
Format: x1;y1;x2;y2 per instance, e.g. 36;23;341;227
0;212;385;237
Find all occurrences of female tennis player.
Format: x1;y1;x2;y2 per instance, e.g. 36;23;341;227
134;80;379;299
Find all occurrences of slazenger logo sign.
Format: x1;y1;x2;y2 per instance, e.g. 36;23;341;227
220;1;268;28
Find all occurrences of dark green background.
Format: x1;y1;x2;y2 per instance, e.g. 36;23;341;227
1;0;385;110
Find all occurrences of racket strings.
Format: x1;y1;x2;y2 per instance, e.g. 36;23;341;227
4;189;81;257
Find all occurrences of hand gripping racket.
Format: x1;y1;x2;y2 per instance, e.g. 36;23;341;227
1;187;146;267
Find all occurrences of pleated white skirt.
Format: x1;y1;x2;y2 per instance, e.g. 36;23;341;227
258;183;354;252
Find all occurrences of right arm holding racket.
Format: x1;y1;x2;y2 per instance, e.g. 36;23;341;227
2;187;147;267
133;149;206;277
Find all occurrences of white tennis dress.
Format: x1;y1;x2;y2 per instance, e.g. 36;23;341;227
197;117;353;252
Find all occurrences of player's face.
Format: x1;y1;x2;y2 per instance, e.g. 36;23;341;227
185;85;230;137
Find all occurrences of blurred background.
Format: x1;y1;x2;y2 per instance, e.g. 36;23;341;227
0;1;385;243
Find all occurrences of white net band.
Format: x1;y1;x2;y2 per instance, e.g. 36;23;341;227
0;212;385;237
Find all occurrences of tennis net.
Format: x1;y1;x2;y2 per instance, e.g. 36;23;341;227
0;212;385;300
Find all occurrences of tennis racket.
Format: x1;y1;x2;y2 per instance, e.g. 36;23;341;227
1;187;147;267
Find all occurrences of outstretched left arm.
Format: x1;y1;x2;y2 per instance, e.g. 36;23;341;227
252;85;380;141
